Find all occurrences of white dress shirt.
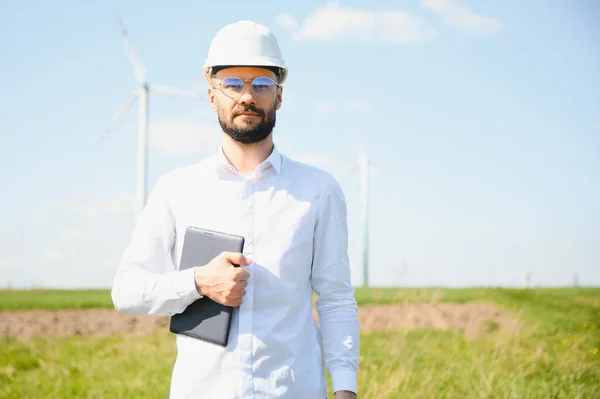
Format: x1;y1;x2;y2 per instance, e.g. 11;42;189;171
111;144;359;399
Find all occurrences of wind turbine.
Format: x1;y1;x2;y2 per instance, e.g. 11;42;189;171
358;147;371;287
101;20;201;222
350;142;384;287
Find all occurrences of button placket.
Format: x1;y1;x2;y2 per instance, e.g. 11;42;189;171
239;177;256;398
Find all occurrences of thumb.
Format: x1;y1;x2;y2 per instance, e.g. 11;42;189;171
221;251;250;266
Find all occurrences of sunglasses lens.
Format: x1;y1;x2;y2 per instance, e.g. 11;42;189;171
252;77;276;95
219;77;276;98
221;77;244;97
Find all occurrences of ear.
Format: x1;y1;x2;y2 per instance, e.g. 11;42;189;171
208;87;218;112
275;86;283;110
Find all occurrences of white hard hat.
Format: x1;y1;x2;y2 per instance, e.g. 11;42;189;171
203;20;288;84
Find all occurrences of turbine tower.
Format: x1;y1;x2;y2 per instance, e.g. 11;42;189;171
350;143;384;287
358;147;371;287
523;271;531;288
102;20;200;222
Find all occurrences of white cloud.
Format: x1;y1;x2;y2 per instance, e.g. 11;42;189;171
55;228;96;243
421;0;503;33
291;2;436;44
55;195;132;220
149;119;222;156
276;12;298;31
0;257;12;270
377;12;436;43
44;228;98;261
44;248;62;260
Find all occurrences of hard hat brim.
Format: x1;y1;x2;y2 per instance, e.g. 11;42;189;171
204;61;287;84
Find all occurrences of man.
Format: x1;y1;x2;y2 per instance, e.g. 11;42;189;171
111;20;359;399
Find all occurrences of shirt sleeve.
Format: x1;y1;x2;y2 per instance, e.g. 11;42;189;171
310;175;360;395
111;174;202;316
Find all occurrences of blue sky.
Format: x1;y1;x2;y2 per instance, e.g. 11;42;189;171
1;0;599;289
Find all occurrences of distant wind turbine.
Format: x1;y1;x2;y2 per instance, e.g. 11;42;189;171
350;142;385;287
523;271;531;288
101;19;201;222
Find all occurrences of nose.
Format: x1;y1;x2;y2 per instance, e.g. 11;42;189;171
237;82;256;105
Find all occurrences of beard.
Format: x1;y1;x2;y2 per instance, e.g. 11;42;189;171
218;102;277;144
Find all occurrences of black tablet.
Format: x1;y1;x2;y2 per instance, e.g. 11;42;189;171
169;226;245;347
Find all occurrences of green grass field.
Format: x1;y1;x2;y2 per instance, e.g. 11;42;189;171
1;287;599;398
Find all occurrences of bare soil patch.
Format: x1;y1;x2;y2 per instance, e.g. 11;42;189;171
0;309;169;339
0;302;520;340
355;302;522;339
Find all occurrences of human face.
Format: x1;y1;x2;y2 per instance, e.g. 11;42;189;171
208;66;283;145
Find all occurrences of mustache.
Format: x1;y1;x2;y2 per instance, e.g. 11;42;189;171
233;104;264;117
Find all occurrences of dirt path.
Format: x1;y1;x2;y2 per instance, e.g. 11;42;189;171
350;302;521;338
0;302;520;340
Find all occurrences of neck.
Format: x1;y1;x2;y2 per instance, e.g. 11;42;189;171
221;134;274;175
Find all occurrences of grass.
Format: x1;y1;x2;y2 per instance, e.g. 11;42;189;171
1;287;599;398
1;331;175;398
356;328;599;398
0;289;114;311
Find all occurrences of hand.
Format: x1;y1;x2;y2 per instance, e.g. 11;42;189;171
334;390;357;399
193;251;250;307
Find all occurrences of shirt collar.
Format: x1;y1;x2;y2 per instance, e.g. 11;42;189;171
213;143;281;176
263;144;282;174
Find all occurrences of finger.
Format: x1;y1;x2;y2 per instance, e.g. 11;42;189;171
221;251;250;266
229;298;243;307
230;281;246;291
234;269;250;280
227;288;246;300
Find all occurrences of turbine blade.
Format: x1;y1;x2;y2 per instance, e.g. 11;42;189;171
347;165;359;177
369;160;395;175
353;139;389;175
353;136;365;157
151;84;201;99
100;92;138;141
118;19;146;84
354;137;370;172
369;161;384;173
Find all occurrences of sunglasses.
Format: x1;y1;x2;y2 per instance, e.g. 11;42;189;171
213;76;279;99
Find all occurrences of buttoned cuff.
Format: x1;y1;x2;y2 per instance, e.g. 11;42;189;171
175;267;203;300
331;370;357;395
